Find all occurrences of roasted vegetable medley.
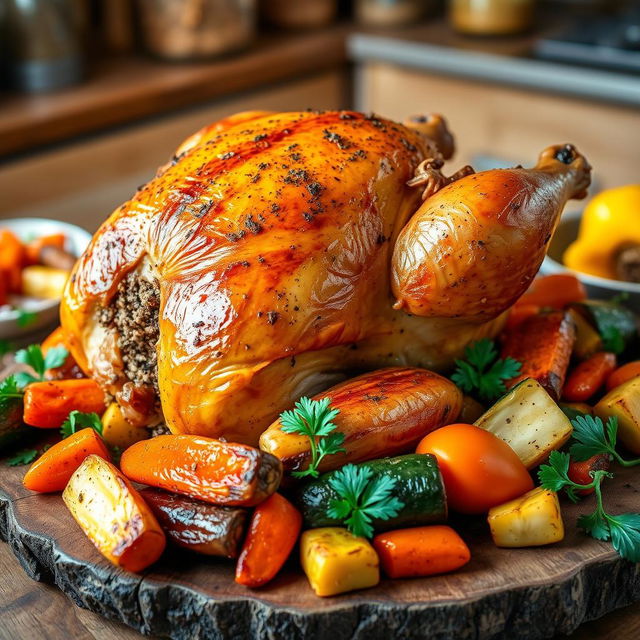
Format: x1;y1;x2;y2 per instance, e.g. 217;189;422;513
1;274;640;597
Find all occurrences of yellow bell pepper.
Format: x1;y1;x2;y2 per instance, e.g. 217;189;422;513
101;402;149;449
564;184;640;280
300;528;379;597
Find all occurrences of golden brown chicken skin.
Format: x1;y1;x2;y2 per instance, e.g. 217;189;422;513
61;111;590;445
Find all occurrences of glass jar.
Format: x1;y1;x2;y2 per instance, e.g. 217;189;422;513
449;0;534;36
136;0;257;61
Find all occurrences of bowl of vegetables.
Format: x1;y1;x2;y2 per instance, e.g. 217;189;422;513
541;186;640;312
0;218;91;341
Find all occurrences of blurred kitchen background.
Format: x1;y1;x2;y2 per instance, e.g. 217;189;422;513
0;0;639;232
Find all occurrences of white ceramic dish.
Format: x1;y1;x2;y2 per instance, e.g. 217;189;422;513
541;210;640;312
0;218;92;341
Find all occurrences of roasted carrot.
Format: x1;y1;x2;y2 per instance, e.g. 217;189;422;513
563;352;617;402
607;360;640;391
0;229;25;293
505;303;540;330
23;428;110;492
24;233;66;265
567;454;610;496
63;455;166;572
235;493;302;587
41;326;85;380
517;274;586;309
501;310;576;400
373;525;471;579
23;379;107;428
120;435;282;506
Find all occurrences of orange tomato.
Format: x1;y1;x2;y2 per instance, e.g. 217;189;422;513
416;424;533;514
606;361;640;391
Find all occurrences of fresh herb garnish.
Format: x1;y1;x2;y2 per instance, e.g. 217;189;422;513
570;415;640;467
0;340;14;358
16;309;37;328
279;397;345;478
6;448;38;466
538;450;640;561
601;325;625;354
451;339;522;402
0;375;23;414
610;292;630;305
60;410;103;439
14;344;68;388
327;464;404;538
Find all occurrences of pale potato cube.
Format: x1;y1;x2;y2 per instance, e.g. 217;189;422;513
595;377;640;455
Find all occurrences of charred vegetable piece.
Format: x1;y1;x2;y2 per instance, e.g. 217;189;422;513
23;428;110;493
141;488;247;558
260;367;462;475
570;300;638;355
563;352;617;402
297;454;446;532
488;487;564;548
474;379;573;469
63;454;166;572
594;377;640;454
373;525;470;579
568;309;603;360
120;435;282;507
501;310;576;400
300;528;379;597
235;493;302;587
0;378;34;452
23;379;107;429
101;403;149;449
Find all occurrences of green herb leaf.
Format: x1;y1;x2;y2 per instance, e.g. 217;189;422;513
538;450;583;503
327;464;404;538
451;339;522;402
60;410;103;439
601;325;625;354
13;344;69;388
280;397;345;478
570;414;640;467
0;340;14;358
0;375;24;414
578;509;610;541
6;449;38;466
43;346;68;371
610;292;630;305
16;344;46;378
607;513;640;562
16;309;37;328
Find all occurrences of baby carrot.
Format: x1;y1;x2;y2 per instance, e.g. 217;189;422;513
23;428;110;493
517;274;586;309
563;352;617;402
606;360;640;391
235;493;302;587
23;379;107;428
373;525;470;579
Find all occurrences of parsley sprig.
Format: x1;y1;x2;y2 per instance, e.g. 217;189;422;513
451;339;521;402
539;450;640;562
570;415;640;468
60;410;103;439
327;464;404;538
14;344;68;388
6;449;38;466
280;397;346;478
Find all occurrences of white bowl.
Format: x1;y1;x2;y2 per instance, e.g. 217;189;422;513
0;218;92;342
541;210;640;312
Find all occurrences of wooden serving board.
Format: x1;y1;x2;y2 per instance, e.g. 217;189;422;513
1;449;640;640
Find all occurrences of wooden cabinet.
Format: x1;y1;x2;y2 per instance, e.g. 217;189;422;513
357;62;640;190
0;71;346;231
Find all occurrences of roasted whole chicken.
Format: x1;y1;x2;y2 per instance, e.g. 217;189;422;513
61;110;591;445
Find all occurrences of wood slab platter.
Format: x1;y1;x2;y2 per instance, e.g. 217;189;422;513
1;446;640;640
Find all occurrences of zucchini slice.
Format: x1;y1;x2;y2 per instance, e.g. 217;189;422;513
474;379;572;469
570;300;638;354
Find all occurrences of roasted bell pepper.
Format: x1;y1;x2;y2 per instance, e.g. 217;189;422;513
235;493;302;587
564;184;640;281
63;454;166;572
23;427;110;493
23;379;107;428
120;435;282;506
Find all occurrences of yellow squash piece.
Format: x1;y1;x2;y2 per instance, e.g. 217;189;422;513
63;454;166;572
564;184;640;280
474;379;573;469
101;402;150;449
488;487;564;548
22;265;69;300
568;309;602;360
594;377;640;454
300;528;379;597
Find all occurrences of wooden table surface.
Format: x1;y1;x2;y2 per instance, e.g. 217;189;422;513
0;537;638;640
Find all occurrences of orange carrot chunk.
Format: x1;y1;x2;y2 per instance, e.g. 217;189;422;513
235;493;302;588
25;233;66;265
607;360;640;391
23;379;107;429
517;274;586;309
373;525;471;579
563;352;617;402
0;229;25;293
505;303;540;330
23;428;110;493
